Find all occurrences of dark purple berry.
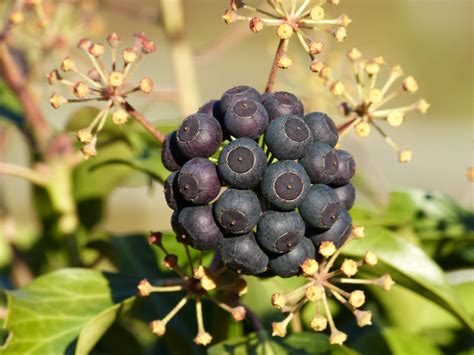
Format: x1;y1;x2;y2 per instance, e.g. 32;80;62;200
265;115;312;160
269;238;315;278
213;189;261;234
256;211;304;254
299;184;342;229
218;232;269;275
161;131;188;171
306;209;352;248
164;171;190;210
262;91;304;121
176;113;223;158
224;99;269;139
305;112;339;147
178;205;223;250
330;150;356;187
218;138;266;189
333;183;356;210
220;85;261;113
178;158;221;204
299;142;338;184
261;161;311;211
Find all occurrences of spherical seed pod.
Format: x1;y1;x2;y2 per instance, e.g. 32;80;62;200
300;184;342;229
218;232;269;275
220;85;261;113
265;115;313;160
262;91;304;121
178;205;224;250
224;99;269;139
306;209;352;249
299;142;338;184
178;158;221;204
269;238;315;277
333;183;356;210
176;113;223;158
261;161;311;211
164;171;191;210
304;112;339;148
213;189;261;234
256;211;305;254
161;131;188;171
331;150;356;187
218;138;267;189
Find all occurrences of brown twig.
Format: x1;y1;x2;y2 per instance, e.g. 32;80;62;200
123;101;166;144
337;117;358;133
265;39;286;93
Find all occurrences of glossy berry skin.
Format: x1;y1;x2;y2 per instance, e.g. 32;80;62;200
331;150;356;187
299;142;338;184
218;138;267;189
262;91;304;121
161;131;188;171
269;238;315;277
333;183;356;210
306;209;352;248
213;189;261;234
178;205;223;250
224;99;269;139
299;184;342;229
198;99;226;130
218;232;269;275
261;161;311;211
178;158;221;205
256;211;305;254
305;112;339;148
265;115;313;160
176;113;223;158
164;171;190;210
220;85;261;113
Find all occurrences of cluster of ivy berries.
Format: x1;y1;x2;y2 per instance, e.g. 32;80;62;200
162;85;355;278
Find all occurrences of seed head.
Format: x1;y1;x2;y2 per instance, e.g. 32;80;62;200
364;251;378;266
403;76;418;93
272;321;287;337
137;279;153;297
278;55;293;69
399;149;413;163
194;332;213;346
354;310;372;327
301;259;319;276
150;320;166;336
310;315;327;331
341;259;358;277
277;24;293;40
271;293;286;310
329;330;347;345
355;122;371;137
376;274;395;291
319;241;336;257
112;109;129;125
348;290;365;308
305;285;323;302
73;82;89;98
249;17;264;33
232;306;246;321
76;128;93;144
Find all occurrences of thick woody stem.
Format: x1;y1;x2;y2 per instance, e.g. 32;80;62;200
122;101;166;143
265;39;287;93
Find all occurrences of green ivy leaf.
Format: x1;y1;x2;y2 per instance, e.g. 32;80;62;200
0;268;139;355
343;227;473;329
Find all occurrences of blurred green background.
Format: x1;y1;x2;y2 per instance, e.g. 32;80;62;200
2;0;473;234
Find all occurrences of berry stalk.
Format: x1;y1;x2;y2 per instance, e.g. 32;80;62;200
265;39;287;93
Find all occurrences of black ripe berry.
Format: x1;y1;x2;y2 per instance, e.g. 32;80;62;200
220;85;261;113
176;113;223;158
218;232;269;275
265;115;313;160
213;188;261;234
299;142;338;184
262;91;304;121
306;209;352;249
198;99;226;130
164;171;190;210
218;138;267;189
261;160;311;211
331;150;356;187
256;210;305;254
269;238;315;278
305;112;339;148
224;99;269;139
299;184;342;229
178;158;221;205
161;131;188;171
178;205;223;250
333;183;356;210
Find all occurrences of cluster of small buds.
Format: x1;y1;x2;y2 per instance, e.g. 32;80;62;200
48;33;156;159
138;232;248;346
319;48;430;163
223;0;350;70
270;226;394;345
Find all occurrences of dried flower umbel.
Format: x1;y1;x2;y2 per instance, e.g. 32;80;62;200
223;0;350;74
271;226;394;345
48;33;163;159
138;232;248;346
321;48;430;163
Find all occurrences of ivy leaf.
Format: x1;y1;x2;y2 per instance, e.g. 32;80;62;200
0;268;139;355
343;227;473;329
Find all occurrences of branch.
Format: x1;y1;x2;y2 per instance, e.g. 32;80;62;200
123;101;166;144
265;39;286;93
0;161;48;186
